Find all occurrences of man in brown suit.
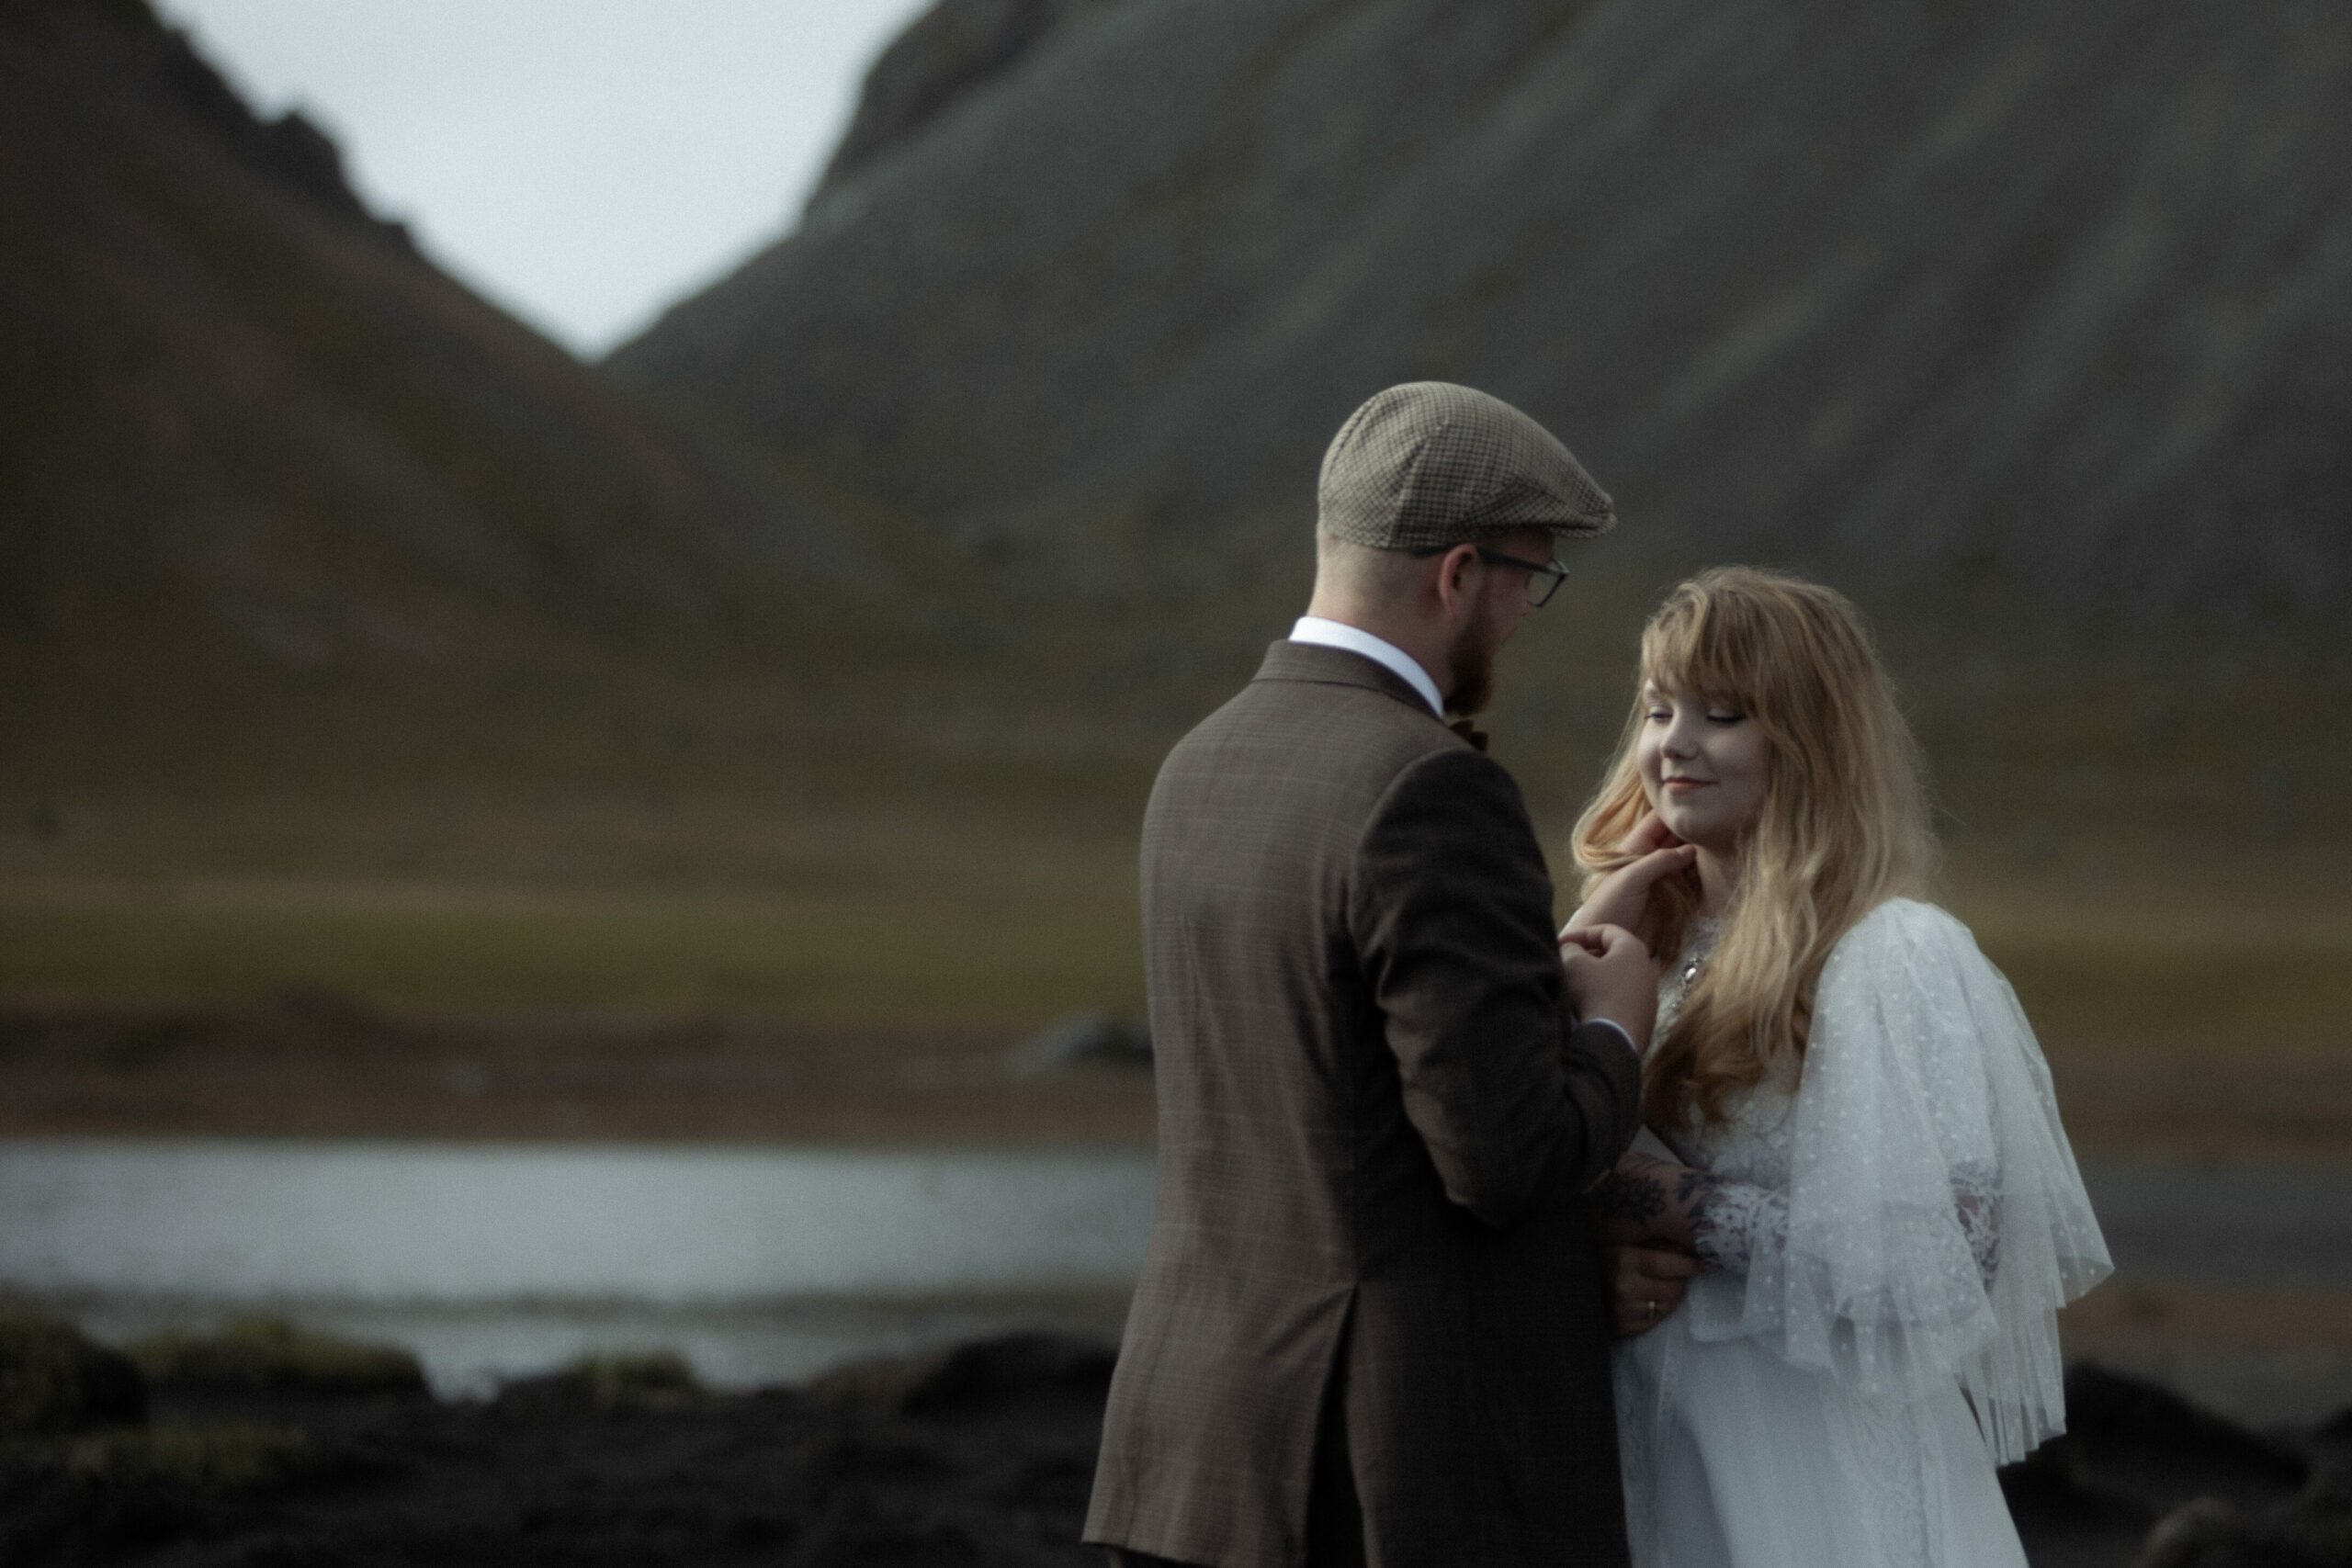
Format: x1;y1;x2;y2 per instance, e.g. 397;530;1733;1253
1084;383;1659;1568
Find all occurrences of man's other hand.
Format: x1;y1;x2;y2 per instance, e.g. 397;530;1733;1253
1560;921;1657;1050
1606;1243;1700;1337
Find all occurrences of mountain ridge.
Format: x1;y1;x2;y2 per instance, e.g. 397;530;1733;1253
616;0;2352;660
132;0;417;252
0;0;873;729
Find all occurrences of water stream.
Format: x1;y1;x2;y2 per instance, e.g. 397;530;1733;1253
4;1139;2345;1416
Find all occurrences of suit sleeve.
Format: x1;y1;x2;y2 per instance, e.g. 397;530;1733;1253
1350;746;1643;1226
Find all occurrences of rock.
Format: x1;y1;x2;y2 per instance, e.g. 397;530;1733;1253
0;1309;148;1435
1998;1435;2154;1555
809;1331;1116;1417
0;1324;1094;1564
2060;1361;2311;1515
2135;1497;2249;1568
1007;1010;1151;1076
787;1428;955;1487
799;1511;979;1567
2026;1364;2352;1568
2131;1484;2352;1568
65;1421;329;1495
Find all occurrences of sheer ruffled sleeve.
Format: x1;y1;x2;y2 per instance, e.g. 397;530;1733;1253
1679;898;2112;1462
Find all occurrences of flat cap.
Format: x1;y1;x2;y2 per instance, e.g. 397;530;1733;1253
1317;381;1616;550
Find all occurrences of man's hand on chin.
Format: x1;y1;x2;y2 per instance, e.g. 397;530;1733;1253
1564;814;1696;949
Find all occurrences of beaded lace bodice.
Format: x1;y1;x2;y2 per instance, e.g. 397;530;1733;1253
1611;900;2112;1568
1652;914;1997;1287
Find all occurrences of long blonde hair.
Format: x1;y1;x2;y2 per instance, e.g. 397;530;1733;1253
1573;567;1937;1127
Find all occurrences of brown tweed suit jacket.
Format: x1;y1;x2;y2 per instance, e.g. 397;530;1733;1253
1084;641;1642;1568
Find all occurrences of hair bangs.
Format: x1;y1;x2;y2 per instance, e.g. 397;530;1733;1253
1638;585;1761;715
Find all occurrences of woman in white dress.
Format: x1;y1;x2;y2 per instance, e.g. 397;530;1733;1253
1565;567;2112;1568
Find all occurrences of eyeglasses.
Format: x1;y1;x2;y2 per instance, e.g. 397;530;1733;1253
1410;544;1570;608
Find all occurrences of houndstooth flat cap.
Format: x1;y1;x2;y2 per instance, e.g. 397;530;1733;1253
1317;382;1616;550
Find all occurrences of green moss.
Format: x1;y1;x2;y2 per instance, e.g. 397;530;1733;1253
127;1316;424;1397
0;1310;147;1435
560;1350;701;1404
498;1348;704;1412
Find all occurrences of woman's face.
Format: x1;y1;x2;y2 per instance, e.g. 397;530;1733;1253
1636;682;1771;852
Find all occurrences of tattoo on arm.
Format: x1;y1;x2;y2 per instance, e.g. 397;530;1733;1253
1678;1167;1736;1270
1685;1170;1786;1275
1591;1166;1668;1229
1640;1159;2004;1285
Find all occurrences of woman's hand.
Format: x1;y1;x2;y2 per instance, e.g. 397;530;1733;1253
1563;813;1695;950
1607;1242;1702;1338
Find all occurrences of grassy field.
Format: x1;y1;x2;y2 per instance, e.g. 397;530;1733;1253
0;818;1147;1029
3;831;2347;1044
1;770;2346;1151
4;545;2346;1147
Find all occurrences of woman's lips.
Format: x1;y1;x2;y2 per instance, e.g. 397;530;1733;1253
1663;779;1711;794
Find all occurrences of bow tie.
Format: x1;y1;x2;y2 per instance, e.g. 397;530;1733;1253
1449;719;1489;753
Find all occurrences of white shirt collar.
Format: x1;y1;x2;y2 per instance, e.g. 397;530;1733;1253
1288;616;1445;718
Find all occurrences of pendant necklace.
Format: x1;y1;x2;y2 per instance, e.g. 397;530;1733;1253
1678;919;1723;987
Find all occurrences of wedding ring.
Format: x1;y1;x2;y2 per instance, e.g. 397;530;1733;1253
1643;1298;1657;1323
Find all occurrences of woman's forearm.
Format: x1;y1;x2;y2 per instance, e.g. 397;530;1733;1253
1596;1152;2004;1288
1592;1153;1700;1252
1591;1152;1783;1273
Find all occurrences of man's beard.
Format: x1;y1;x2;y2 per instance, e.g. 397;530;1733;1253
1444;622;1498;718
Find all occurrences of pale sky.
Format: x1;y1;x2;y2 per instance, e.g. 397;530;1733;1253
153;0;934;356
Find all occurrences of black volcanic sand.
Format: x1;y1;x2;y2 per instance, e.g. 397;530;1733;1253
6;1331;2349;1568
3;1332;1113;1568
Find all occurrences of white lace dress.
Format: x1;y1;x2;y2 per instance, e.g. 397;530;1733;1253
1611;899;2111;1568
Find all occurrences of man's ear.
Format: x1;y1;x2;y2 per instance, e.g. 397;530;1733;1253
1431;543;1481;623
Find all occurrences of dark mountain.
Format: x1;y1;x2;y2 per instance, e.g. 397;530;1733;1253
812;0;1110;204
615;0;2352;658
128;1;416;249
0;0;865;751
